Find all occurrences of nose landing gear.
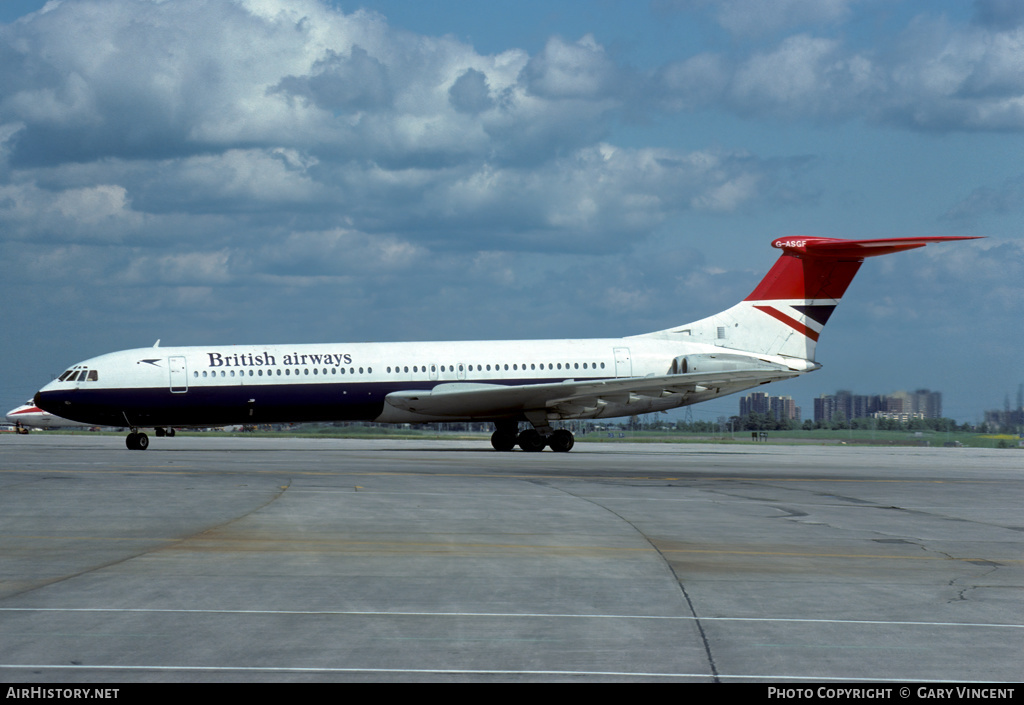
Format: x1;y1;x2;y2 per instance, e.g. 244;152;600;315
125;430;149;450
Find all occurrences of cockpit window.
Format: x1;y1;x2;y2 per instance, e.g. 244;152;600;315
58;368;98;382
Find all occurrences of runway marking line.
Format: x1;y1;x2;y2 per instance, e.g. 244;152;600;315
2;534;1021;563
0;662;1016;683
0;467;1010;484
1;606;1021;629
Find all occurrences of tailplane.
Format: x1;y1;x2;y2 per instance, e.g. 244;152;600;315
641;236;980;362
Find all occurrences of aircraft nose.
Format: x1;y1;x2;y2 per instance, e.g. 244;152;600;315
34;390;59;415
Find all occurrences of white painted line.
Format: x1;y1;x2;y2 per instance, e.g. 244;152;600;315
0;663;1012;683
2;607;1021;629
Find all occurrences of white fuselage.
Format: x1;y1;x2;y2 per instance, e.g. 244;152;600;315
34;335;783;429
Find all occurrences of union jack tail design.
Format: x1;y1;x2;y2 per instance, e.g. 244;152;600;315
649;236;980;362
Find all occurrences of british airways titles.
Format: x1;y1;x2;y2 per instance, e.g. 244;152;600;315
206;351;354;368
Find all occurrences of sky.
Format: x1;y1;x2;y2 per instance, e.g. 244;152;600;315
1;0;1021;424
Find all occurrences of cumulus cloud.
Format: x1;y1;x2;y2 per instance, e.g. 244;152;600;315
0;0;1014;357
448;69;494;114
274;47;394;113
1;0;817;260
944;173;1024;220
520;34;621;100
652;3;1024;132
671;0;859;37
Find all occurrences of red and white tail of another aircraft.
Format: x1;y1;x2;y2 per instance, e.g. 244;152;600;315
32;236;980;452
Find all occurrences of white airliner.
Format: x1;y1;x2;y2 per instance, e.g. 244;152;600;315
33;236;978;451
5;400;93;431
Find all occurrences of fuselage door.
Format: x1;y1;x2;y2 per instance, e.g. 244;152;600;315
613;347;632;378
169;356;188;393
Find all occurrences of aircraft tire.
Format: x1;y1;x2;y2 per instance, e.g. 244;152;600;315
517;429;546;452
126;432;149;451
548;429;575;452
491;430;517;452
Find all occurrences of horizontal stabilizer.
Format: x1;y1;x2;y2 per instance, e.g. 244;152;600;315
772;236;982;259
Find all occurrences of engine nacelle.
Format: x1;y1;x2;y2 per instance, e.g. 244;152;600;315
670;353;788;374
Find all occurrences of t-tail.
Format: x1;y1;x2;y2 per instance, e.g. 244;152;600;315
642;236;981;363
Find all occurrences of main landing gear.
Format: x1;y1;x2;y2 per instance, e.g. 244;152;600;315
490;421;575;453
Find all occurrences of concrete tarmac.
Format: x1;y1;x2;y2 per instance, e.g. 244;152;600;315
1;434;1021;683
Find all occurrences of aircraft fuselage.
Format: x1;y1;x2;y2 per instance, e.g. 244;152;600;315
35;336;765;429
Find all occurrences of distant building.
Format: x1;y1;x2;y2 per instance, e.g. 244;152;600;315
740;392;800;422
985;408;1023;432
814;389;942;423
873;411;925;424
983;385;1024;432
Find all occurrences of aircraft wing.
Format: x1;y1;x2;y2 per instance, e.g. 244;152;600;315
383;366;801;420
